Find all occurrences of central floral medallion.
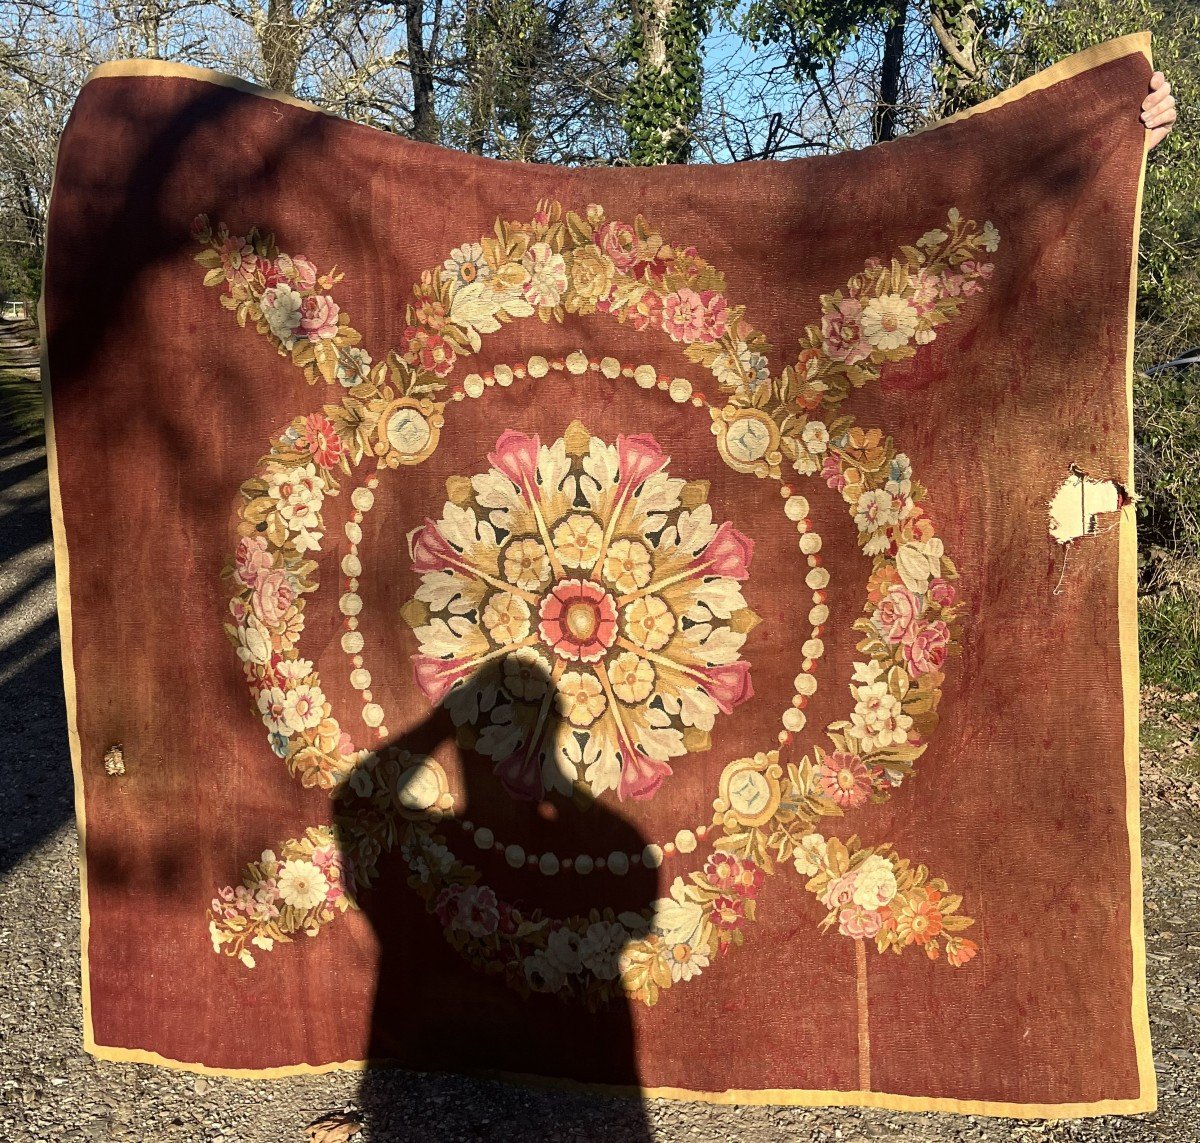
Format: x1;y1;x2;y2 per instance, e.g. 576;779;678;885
403;421;758;802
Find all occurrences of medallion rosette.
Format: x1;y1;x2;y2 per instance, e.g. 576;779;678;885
404;422;756;801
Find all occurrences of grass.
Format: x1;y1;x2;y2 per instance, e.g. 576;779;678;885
1140;589;1200;694
0;318;43;440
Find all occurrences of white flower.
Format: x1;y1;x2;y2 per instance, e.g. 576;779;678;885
851;681;913;751
267;464;325;551
854;488;901;532
546;928;583;975
236;617;272;665
260;283;302;347
481;593;531;643
861;294;919;350
281;683;326;732
348;767;373;797
502;647;552;701
257;686;290;734
793;833;828;876
980;221;1000;253
524;951;566;993
522;242;568;308
801;420;830;455
852;854;898;908
276;859;329;910
667;941;709;983
441;241;490;286
895;537;945;594
851;660;885;685
276;658;314;683
579;921;628;981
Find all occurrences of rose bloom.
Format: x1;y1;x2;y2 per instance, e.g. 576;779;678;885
271;253;318;290
299;293;340;340
699;290;729;341
251;569;295;627
927;577;957;607
821;296;871;365
876;586;921;644
903;619;950;675
234;534;273;588
595;220;639;271
661;288;707;343
838;904;883;939
625;289;663;332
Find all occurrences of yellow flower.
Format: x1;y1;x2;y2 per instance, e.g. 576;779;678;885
610;652;655;703
623;595;674;651
568;244;616;304
557;671;606;727
602;538;652;592
552;513;603;569
482;592;531;642
503;538;551;591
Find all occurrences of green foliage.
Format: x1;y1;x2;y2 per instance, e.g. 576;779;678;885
734;0;905;77
621;0;711;164
1140;590;1200;692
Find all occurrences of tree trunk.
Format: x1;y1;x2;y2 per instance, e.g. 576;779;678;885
261;0;303;93
872;6;907;144
403;0;440;143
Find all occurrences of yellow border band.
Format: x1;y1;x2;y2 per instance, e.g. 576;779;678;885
46;33;1155;1114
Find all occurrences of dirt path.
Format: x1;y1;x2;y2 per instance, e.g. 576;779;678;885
1;415;1198;1141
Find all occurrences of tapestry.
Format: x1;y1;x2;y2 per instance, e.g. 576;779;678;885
42;35;1154;1115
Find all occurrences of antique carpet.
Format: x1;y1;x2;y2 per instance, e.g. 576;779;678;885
43;35;1154;1114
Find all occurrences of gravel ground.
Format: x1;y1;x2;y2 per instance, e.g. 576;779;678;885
2;358;1199;1140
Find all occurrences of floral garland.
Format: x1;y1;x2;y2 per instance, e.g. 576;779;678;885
200;203;991;1000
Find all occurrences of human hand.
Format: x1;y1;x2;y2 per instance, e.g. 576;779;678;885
1142;71;1177;150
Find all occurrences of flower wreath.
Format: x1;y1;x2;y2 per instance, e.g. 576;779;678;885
200;202;992;1002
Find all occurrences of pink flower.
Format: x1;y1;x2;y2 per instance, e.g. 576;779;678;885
217;234;257;286
406;329;456;376
903;620;950;676
596;220;639;272
661;288;707;342
298;413;343;468
271;253;318;291
615;433;668;497
704;854;764;898
711;894;746;930
488;429;541;494
927;577;956;607
190;214;211;242
695;520;753;581
699;290;729;341
455;885;500;938
234;534;273;588
299;294;340;340
817;751;871;809
617;744;673;802
838;904;883;939
625;290;662;332
822;454;847;492
412;653;474;705
822;297;871;365
821;870;859;910
537;580;618;664
876;586;921;644
251;569;295;627
434;886;464;927
696;661;753;715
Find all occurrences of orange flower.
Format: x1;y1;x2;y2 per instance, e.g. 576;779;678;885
866;563;902;603
946;937;978;967
893;888;944;946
